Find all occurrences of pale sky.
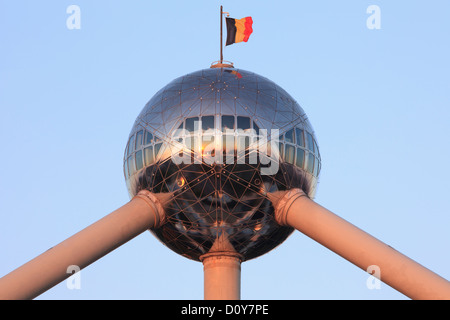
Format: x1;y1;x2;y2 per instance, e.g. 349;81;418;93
1;0;449;299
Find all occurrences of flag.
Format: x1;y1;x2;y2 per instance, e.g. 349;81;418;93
226;17;253;46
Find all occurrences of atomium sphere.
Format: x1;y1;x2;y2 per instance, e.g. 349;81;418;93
123;67;321;262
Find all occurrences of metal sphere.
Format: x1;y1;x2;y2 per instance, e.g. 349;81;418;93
123;67;321;261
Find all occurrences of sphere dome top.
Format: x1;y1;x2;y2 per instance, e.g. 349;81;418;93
129;67;315;139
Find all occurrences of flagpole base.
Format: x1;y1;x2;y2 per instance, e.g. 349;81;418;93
210;60;234;68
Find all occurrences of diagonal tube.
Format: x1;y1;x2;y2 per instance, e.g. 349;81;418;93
268;189;450;300
0;190;171;300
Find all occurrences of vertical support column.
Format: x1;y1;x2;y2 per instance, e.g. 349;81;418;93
268;189;450;300
200;252;242;300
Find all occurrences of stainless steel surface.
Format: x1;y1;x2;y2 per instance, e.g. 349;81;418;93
124;67;321;261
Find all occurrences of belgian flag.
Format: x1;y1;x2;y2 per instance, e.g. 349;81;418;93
226;17;253;46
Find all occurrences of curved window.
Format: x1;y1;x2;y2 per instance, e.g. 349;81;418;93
135;150;143;170
202;135;215;154
314;157;320;176
136;130;144;149
186;117;199;133
127;135;135;155
296;128;304;147
222;135;235;156
145;131;153;145
278;142;284;160
127;155;136;176
307;152;314;174
296;148;305;168
144;146;154;166
314;140;320;157
285;129;294;144
202;116;215;131
124;158;130;177
285;145;295;164
222;115;235;131
237;116;250;131
306;132;315;153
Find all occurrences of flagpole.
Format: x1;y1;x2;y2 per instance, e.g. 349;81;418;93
220;5;223;63
211;5;233;69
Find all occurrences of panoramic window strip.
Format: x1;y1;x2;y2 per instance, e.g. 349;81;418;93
124;117;321;178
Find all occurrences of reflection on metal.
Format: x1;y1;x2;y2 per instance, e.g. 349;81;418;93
124;67;321;262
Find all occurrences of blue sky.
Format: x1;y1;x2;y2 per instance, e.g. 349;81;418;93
0;0;449;299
